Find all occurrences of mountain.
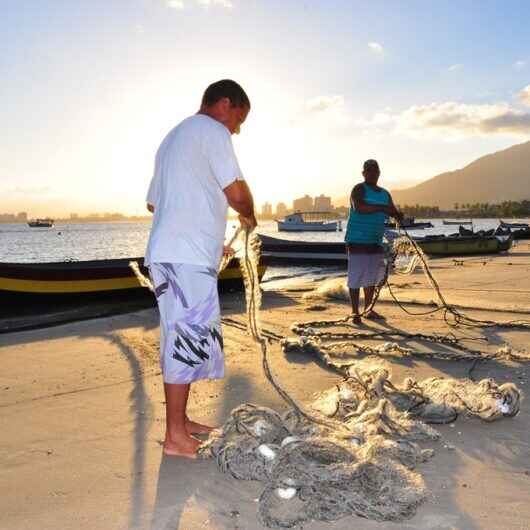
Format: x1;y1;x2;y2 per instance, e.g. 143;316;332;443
390;141;530;209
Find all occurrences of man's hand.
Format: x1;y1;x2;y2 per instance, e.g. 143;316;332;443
238;213;258;231
223;245;235;257
383;205;402;219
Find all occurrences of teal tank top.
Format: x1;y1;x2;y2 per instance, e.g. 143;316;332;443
345;183;390;245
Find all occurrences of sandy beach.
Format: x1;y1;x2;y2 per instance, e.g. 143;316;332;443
2;243;530;530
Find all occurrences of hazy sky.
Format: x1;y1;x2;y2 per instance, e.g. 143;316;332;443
2;0;530;216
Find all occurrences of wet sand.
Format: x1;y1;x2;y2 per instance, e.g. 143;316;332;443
1;243;530;530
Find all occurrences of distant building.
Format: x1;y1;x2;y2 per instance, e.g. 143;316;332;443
293;194;313;212
261;202;273;217
16;212;28;222
0;213;16;222
314;194;332;211
275;202;288;217
70;213;79;220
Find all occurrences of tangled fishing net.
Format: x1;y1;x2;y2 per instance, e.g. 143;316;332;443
133;224;526;528
196;229;524;528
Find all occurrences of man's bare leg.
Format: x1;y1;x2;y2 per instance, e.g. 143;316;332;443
363;285;384;319
348;288;362;324
163;382;199;458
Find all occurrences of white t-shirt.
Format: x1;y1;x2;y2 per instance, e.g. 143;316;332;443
144;114;244;268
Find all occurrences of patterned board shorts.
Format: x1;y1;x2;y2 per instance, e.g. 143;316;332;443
149;263;224;384
347;252;387;289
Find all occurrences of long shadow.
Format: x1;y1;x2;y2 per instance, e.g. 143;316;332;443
106;332;154;530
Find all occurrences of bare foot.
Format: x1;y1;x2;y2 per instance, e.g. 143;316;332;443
163;431;199;458
351;314;362;325
185;418;214;435
364;310;385;320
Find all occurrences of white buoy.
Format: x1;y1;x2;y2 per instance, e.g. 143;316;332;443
257;444;276;461
253;419;268;436
275;487;297;500
281;436;301;447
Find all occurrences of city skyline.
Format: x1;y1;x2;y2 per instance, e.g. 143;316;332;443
2;1;530;217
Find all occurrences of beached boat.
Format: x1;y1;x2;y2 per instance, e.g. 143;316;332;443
415;234;513;255
499;220;530;229
0;256;267;303
276;212;342;232
259;232;513;264
442;219;473;226
28;218;54;228
385;217;433;229
259;234;347;264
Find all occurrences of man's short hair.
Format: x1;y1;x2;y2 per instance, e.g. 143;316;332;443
201;79;251;109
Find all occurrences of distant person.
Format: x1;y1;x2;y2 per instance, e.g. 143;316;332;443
144;80;257;458
345;159;403;324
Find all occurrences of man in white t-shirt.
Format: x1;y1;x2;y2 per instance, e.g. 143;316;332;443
145;79;257;458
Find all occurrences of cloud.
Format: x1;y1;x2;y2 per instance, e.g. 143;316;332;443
513;60;526;70
517;85;530;107
166;0;233;8
305;95;345;113
196;0;233;6
368;42;384;54
361;101;530;139
448;63;463;71
167;0;184;8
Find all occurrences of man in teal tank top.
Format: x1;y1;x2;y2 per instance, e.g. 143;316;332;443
345;159;403;324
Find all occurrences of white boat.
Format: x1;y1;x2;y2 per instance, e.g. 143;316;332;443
276;211;342;232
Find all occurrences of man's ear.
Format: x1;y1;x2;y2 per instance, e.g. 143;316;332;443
220;97;232;113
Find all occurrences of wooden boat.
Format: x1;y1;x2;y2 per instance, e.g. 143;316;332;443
0;256;267;303
442;219;473;225
276;212;342;232
385;217;433;229
259;234;347;264
259;233;512;264
28;218;54;228
415;234;513;255
500;220;529;229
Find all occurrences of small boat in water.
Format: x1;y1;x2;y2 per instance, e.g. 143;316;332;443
385;217;433;229
0;256;267;303
28;218;54;228
442;219;473;226
276;212;342;232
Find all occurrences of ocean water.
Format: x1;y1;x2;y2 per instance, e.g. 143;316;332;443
1;218;528;283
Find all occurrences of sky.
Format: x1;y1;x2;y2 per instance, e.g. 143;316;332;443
2;0;530;216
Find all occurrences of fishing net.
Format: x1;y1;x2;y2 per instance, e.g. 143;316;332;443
308;357;521;424
132;225;525;528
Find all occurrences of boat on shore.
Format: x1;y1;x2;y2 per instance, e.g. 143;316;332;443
413;234;512;255
259;232;512;264
500;220;529;229
276;212;342;232
442;219;473;226
0;256;267;304
28;218;54;228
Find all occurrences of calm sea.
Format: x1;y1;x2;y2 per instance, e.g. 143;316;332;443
1;218;527;283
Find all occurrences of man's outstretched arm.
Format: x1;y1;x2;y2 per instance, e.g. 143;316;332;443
223;180;257;230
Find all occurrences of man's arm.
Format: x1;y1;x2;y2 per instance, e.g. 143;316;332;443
223;180;257;229
386;193;403;220
351;184;402;219
351;184;386;214
146;203;154;213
